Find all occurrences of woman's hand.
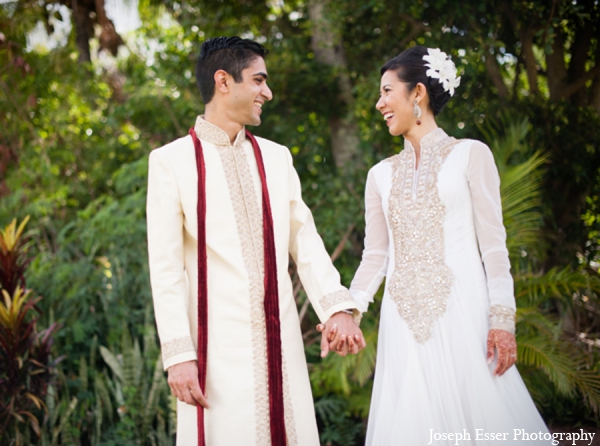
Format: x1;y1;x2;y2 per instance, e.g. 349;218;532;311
316;312;365;357
486;329;517;376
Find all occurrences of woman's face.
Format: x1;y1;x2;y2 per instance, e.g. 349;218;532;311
376;70;417;137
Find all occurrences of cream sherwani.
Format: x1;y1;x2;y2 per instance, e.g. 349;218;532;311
147;117;357;446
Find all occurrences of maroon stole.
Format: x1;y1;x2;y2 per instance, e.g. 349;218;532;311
189;128;286;446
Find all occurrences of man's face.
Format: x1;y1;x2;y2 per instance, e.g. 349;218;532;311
226;57;273;127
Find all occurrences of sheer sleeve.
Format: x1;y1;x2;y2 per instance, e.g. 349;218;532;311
467;141;516;333
349;166;390;313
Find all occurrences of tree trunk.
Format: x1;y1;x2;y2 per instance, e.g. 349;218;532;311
592;80;600;116
503;4;540;97
71;0;92;63
308;0;361;170
590;34;600;115
567;22;592;107
545;29;568;101
483;45;509;99
95;0;123;56
518;27;540;96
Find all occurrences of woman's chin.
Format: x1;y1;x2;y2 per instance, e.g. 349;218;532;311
388;127;402;137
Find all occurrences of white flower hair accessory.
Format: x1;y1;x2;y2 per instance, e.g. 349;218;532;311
423;48;461;96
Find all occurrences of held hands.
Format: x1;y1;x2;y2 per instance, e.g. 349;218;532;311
316;311;366;358
167;360;209;408
486;329;517;377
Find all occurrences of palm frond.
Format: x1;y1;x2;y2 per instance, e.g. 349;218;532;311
314;396;346;424
515;267;600;307
500;152;547;256
517;336;573;395
480;116;547;256
516;307;561;339
350;328;377;386
479;114;530;171
518;332;600;414
567;370;600;414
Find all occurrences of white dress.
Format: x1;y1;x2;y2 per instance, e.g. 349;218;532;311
350;128;551;445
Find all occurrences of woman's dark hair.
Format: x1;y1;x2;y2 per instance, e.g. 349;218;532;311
196;36;268;104
380;45;451;116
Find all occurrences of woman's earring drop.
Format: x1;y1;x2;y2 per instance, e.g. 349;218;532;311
413;100;422;125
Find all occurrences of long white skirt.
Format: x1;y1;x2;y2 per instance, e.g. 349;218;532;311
366;294;551;445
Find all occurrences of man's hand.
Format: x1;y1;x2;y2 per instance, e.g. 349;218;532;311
167;360;209;408
486;329;517;377
316;312;365;358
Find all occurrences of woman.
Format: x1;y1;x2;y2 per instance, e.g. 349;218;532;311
349;46;551;444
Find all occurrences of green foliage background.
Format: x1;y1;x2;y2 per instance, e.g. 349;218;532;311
1;0;600;444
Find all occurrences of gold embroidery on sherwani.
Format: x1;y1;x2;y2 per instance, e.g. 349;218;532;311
387;131;459;343
215;143;271;446
196;116;296;446
281;353;298;446
194;115;240;146
321;289;353;312
489;305;516;333
161;336;195;361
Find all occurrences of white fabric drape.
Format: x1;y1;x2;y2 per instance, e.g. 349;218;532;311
350;129;550;445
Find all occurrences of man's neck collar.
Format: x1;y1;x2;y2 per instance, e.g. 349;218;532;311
194;116;246;147
203;110;244;144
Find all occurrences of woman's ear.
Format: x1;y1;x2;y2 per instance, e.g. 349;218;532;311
414;82;427;102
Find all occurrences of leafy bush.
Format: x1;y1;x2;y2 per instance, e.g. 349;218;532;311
0;218;61;445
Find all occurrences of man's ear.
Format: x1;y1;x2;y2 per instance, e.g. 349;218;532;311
214;69;230;95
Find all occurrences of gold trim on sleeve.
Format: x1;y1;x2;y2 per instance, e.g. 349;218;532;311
489;305;516;334
161;336;195;362
320;289;354;312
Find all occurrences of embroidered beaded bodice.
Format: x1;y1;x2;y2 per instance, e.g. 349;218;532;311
387;129;460;343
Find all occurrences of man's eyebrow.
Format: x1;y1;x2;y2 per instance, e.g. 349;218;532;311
252;72;268;80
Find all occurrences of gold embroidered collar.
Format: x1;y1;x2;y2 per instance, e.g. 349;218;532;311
193;116;247;147
404;127;448;154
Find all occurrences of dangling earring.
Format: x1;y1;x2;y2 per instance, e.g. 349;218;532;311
413;100;422;125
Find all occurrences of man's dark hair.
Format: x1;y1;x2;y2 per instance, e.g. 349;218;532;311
195;36;268;104
381;45;451;116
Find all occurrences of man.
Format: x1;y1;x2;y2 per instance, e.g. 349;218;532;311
146;36;364;446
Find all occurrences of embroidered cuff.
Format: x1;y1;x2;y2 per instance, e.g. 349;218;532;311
489;305;516;334
321;289;353;312
161;336;195;363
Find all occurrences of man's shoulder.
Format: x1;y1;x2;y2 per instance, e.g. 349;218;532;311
150;134;194;161
253;135;288;152
252;135;291;165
